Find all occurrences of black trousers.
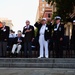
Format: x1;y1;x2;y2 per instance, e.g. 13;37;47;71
24;42;32;58
0;41;7;57
54;40;63;58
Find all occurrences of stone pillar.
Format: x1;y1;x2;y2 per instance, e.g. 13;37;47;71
64;22;72;39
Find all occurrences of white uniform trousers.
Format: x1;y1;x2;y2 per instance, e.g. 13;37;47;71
39;35;49;58
11;44;22;54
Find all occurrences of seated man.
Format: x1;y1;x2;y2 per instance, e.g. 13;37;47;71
11;30;24;57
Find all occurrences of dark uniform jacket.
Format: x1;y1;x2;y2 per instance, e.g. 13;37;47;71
53;24;64;41
0;26;10;42
13;37;24;45
23;25;34;42
72;25;75;44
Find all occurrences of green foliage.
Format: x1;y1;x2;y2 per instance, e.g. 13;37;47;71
34;28;38;37
45;0;75;22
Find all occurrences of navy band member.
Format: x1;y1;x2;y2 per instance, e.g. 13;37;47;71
53;16;64;58
72;20;75;52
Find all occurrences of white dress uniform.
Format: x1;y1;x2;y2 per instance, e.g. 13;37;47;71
39;24;49;58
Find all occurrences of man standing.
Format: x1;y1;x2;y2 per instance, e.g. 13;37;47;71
34;18;51;58
72;20;75;53
23;20;34;58
0;22;10;57
53;16;64;58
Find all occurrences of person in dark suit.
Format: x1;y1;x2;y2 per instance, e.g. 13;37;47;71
11;30;24;56
72;20;75;53
23;20;34;58
53;16;64;58
0;22;10;57
34;18;51;58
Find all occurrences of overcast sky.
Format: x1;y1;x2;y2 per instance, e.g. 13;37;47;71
0;0;39;32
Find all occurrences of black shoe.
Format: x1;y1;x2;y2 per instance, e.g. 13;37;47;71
10;53;14;58
0;56;2;58
15;53;18;57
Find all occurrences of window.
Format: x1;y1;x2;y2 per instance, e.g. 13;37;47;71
42;4;45;7
46;4;49;7
42;8;44;11
41;11;43;13
48;14;50;18
42;0;44;2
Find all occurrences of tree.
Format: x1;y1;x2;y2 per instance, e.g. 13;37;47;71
45;0;75;22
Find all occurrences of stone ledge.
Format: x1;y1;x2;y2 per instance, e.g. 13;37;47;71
0;63;75;68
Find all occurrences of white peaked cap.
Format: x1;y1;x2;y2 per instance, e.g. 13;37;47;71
55;16;61;20
73;20;75;23
42;18;47;21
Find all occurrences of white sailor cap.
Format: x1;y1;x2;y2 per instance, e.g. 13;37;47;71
55;16;61;20
73;20;75;23
42;18;47;21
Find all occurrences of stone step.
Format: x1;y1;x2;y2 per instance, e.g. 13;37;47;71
0;63;75;68
0;58;75;63
0;58;53;63
0;58;75;68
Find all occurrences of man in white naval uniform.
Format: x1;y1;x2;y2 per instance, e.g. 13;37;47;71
34;18;51;58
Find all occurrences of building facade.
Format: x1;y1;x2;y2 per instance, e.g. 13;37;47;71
0;18;13;29
36;0;56;21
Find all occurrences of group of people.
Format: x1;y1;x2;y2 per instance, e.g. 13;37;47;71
0;16;75;58
34;16;64;58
